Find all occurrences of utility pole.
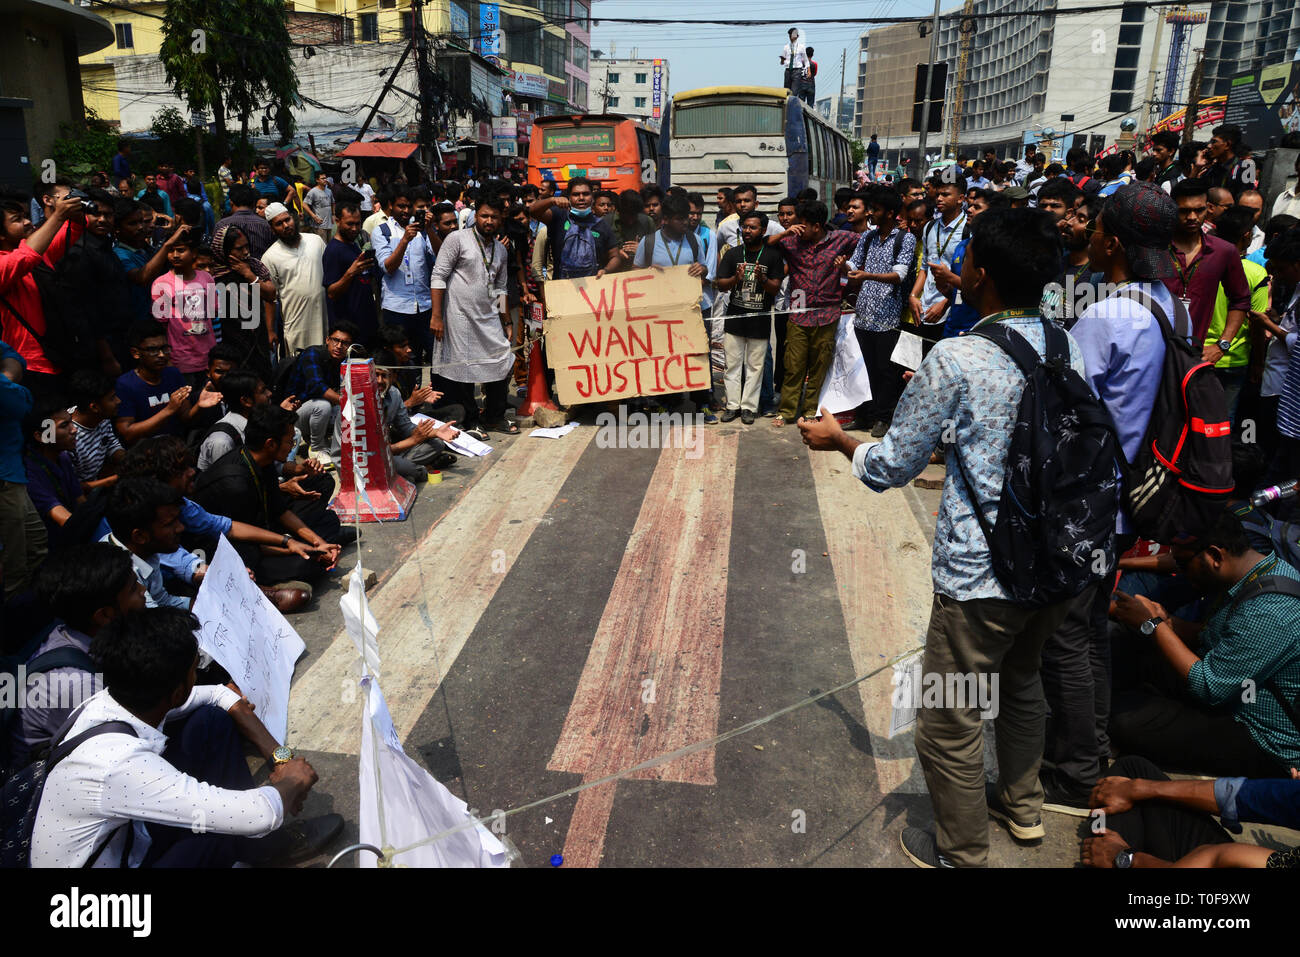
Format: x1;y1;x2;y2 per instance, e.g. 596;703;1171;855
412;0;435;176
357;40;413;141
1183;48;1205;146
840;47;846;97
917;0;942;169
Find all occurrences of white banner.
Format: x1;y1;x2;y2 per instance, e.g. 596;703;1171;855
816;312;873;415
192;535;305;742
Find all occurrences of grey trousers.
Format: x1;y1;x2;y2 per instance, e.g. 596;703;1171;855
0;480;47;599
298;398;338;453
914;592;1071;867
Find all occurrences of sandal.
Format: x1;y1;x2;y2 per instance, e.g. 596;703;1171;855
464;427;490;442
486;420;520;435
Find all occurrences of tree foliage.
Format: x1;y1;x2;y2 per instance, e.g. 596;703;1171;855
850;139;866;167
158;0;300;153
51;109;119;179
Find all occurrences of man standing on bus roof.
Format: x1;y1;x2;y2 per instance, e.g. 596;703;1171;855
780;27;810;98
527;176;620;280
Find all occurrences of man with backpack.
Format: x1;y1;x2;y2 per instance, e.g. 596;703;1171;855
527;176;619;281
843;188;917;437
798;208;1113;868
5;544;145;772
635;193;719;421
1043;182;1185;815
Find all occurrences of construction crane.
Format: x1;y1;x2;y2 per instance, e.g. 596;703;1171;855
946;0;976;158
1162;7;1207;118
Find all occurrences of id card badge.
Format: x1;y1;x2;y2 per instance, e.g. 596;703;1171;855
403;258;414;285
1178;295;1192;310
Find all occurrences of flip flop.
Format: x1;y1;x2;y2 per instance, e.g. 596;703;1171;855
464;427;489;442
486;420;520;435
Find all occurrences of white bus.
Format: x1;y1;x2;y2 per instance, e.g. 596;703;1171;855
657;85;853;210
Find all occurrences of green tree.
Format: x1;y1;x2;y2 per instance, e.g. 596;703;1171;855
158;0;300;156
850;139;866;167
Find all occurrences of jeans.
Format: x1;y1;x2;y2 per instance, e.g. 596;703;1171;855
1214;366;1247;428
297;398;338;452
853;326;904;425
1040;581;1113;788
0;480;47;600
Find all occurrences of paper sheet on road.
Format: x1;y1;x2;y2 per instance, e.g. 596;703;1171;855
410;413;493;457
530;423;579;439
192;535;306;742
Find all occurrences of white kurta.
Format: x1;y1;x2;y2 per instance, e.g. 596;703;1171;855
262;232;329;354
430;229;513;383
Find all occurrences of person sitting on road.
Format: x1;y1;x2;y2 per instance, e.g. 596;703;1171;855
1080;754;1299;869
277;321;363;456
1109;506;1300;779
30;606;341;867
365;353;461;483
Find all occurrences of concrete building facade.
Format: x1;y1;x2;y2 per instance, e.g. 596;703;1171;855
587;56;669;130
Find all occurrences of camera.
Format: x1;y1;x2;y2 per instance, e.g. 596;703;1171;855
413;209;427;226
66;188;97;212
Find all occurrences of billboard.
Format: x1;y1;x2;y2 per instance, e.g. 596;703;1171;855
449;2;469;42
1224;61;1300;144
652;59;664;120
512;71;550;97
478;3;501;63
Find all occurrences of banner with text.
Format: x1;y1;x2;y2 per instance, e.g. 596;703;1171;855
543;266;709;404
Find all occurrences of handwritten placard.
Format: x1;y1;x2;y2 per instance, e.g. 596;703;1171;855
542;266;710;405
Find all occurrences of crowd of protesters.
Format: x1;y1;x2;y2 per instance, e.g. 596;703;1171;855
3;117;1299;869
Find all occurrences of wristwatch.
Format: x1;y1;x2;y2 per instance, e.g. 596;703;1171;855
281;533;291;548
1140;615;1166;636
271;746;295;767
1114;848;1134;869
1216;338;1233;352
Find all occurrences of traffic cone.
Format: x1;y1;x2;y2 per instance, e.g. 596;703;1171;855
518;335;557;416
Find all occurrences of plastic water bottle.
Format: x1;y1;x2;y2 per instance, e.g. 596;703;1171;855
1252;480;1299;508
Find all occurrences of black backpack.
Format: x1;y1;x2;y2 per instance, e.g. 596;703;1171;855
0;640;94;779
636;229;701;269
1116;289;1233;543
0;223;99;372
0;710;136;867
952;316;1124;607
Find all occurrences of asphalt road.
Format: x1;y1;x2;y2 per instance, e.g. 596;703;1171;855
274;410;1087;868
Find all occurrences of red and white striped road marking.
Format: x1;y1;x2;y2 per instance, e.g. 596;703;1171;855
287;428;594;755
549;429;739;867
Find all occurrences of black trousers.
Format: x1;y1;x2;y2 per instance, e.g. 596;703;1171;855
433;374;508;429
1102;755;1234;863
144;706;258;867
1110;633;1289;779
853;326;903;425
1041;580;1114;787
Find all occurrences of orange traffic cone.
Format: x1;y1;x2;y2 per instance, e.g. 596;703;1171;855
518;335;557;416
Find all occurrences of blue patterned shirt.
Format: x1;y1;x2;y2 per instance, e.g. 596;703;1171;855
852;313;1084;601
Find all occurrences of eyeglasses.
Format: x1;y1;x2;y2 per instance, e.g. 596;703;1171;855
326;336;352;346
138;344;172;355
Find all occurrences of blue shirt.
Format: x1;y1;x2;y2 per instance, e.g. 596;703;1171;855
942;237;980;338
920;213;967;313
370;218;433;314
113;241;154;323
115;367;188;437
852;313;1085;600
0;340;31;485
111;153;130;181
1216;775;1300;832
180;495;232;540
633;230;716;311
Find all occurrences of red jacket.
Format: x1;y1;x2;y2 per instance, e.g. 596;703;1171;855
0;218;83;375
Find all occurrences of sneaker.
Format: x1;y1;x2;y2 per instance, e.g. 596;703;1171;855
899;827;956;868
741;410;755;425
871;419;890;438
1040;767;1094;817
719;408;740;423
985;782;1046;842
700;407;719;425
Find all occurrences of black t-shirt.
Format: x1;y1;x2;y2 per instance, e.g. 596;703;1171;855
718;244;785;338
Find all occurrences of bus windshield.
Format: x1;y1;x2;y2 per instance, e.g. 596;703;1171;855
673;101;783;137
540;125;616;153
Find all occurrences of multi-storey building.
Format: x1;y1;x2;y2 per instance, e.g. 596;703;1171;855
1199;0;1300;98
586;56;670;131
855;0;1208;167
815;93;856;138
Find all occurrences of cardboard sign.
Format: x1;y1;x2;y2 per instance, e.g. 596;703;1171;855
543;266;710;405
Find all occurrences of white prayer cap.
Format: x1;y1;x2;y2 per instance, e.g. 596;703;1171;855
264;202;289;221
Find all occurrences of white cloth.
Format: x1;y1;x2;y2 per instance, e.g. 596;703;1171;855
1263;286;1300;398
356;182;376;212
31;686;282;867
781;34;809;71
1273;186;1300;221
262;233;329;354
430;229;513;383
724;333;766;413
1248;224;1266;255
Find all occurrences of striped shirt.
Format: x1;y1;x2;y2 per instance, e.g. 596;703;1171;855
69;417;123;483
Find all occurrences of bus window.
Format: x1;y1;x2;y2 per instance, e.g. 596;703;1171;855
529;118;644;195
674;101;784;136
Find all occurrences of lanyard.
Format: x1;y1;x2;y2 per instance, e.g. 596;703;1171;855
662;232;686;266
241;449;269;526
1171;243;1203;291
972;308;1037;330
933;215;964;261
1071;259;1091;284
1211;555;1281;617
473;229;496;284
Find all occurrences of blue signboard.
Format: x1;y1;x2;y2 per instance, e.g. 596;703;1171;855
478;3;501;61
